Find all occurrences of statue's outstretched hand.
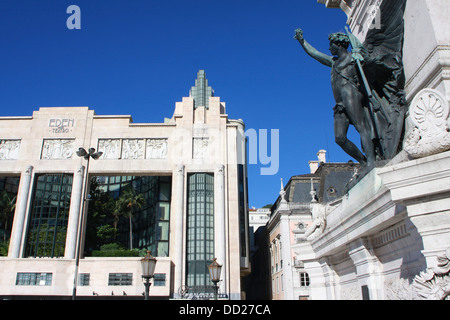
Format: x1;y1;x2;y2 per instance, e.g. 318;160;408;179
294;28;304;42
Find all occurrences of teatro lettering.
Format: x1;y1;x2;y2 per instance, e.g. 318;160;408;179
49;118;75;133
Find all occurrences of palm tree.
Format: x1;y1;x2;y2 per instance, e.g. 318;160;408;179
0;190;16;242
118;187;145;250
112;200;122;231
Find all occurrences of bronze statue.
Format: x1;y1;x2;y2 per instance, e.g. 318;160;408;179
295;0;407;167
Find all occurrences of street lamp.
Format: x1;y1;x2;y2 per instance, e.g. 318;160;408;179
141;250;157;300
208;258;222;300
72;147;103;300
76;147;103;160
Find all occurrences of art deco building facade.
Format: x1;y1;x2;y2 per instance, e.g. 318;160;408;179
0;70;250;299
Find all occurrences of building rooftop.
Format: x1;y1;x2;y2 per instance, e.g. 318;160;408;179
271;150;359;213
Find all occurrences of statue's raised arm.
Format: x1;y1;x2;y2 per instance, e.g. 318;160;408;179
294;28;332;67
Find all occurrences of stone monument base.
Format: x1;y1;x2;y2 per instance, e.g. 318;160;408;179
307;150;450;299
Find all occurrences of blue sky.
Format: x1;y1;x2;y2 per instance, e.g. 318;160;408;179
0;1;354;208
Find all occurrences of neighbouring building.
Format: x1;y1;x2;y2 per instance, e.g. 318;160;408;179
0;70;250;300
244;206;272;300
249;207;270;232
264;150;359;300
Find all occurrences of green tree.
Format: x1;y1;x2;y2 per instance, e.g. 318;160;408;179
85;177;115;255
0;240;9;256
96;224;117;245
117;187;145;250
112;199;122;231
0;190;16;242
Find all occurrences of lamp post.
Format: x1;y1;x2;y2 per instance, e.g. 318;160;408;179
72;147;103;300
208;258;222;300
141;250;157;300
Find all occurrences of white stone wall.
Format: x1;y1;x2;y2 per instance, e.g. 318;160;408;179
0;257;172;297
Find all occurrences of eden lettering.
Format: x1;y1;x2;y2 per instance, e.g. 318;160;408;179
49;118;75;134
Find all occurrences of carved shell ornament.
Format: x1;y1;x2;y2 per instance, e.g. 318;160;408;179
404;89;450;158
411;90;447;135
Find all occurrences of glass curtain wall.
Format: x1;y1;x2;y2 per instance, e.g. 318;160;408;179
86;176;171;257
25;174;73;258
131;176;171;256
186;173;214;287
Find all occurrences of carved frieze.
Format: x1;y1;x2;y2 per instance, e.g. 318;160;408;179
41;139;75;159
384;278;420;300
98;139;121;159
98;138;168;160
146;138;167;159
121;139;145;159
0;139;21;160
193;137;209;159
40;137;169;160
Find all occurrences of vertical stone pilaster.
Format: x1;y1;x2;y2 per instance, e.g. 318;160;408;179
348;238;383;300
280;213;294;299
319;256;340;300
64;166;85;259
9;166;33;258
215;164;227;294
174;165;185;296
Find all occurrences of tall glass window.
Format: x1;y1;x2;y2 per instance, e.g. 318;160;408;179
238;164;248;258
186;173;214;287
25;174;73;258
85;176;171;257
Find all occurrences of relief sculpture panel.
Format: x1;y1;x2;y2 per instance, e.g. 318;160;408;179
97;138;168;160
193;137;209;159
146;138;168;159
41;139;75;159
0;139;21;160
121;139;145;159
98;139;121;159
